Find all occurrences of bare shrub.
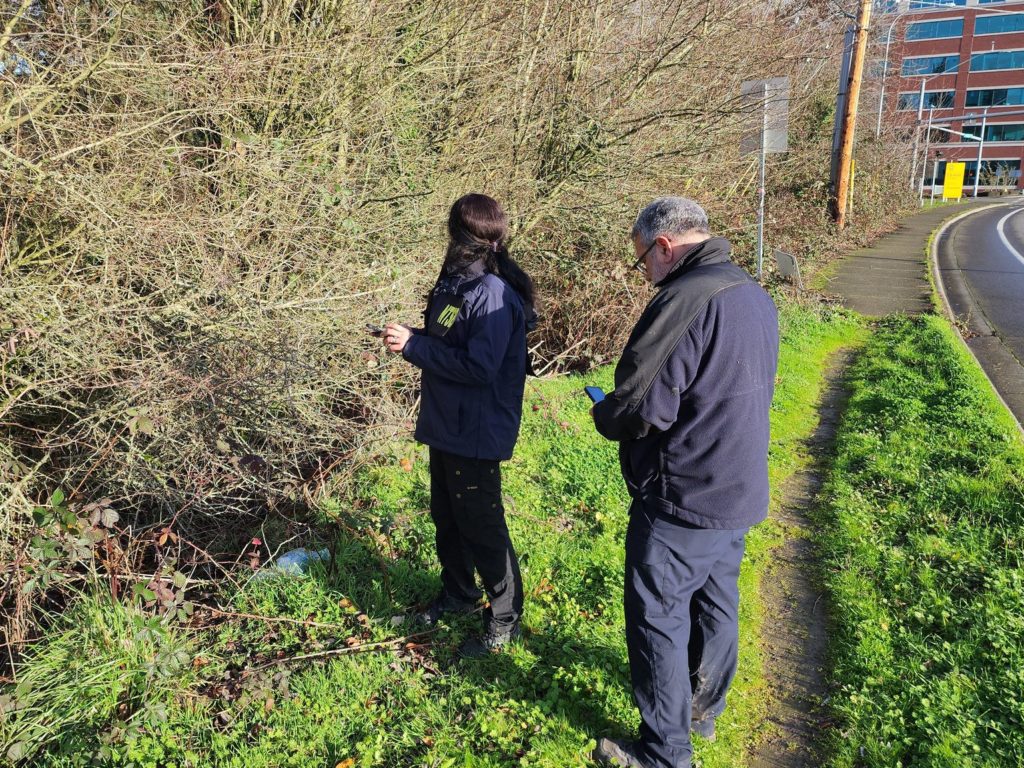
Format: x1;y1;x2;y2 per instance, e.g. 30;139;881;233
1;0;914;643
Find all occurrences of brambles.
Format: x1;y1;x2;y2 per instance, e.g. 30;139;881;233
1;0;914;726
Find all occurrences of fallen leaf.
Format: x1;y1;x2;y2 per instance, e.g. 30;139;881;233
399;457;413;472
335;760;355;768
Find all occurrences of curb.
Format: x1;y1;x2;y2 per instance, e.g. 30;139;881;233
929;204;1024;436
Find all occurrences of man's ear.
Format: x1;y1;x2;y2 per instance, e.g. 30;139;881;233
655;235;674;263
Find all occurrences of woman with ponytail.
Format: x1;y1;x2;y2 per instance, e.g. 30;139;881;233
383;193;536;657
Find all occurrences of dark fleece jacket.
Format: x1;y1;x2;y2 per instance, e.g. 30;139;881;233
592;237;779;529
403;258;528;461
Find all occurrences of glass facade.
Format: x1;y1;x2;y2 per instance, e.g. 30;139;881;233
906;18;964;40
910;0;964;7
966;88;1024;107
975;13;1024;35
962;123;1024;142
898;90;956;110
902;55;959;75
970;50;1024;71
929;160;1021;187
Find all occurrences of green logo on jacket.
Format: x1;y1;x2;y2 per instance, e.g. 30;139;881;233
437;304;459;328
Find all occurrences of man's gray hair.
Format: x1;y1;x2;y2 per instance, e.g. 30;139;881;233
631;197;709;246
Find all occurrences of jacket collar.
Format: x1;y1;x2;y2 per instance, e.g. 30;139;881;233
444;257;487;279
655;237;732;288
437;257;488;294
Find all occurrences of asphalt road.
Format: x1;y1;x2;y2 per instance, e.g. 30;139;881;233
937;200;1024;427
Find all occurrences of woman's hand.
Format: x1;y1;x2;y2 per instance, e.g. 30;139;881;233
384;323;413;354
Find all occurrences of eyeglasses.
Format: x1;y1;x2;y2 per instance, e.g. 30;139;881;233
631;239;657;274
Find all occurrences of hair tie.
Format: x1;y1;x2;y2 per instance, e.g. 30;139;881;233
490;241;500;254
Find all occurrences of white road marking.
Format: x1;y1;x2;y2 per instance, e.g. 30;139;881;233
996;206;1024;268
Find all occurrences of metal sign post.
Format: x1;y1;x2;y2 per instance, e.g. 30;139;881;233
741;77;790;281
758;83;768;282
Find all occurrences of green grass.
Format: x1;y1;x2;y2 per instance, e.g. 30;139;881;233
818;315;1024;768
1;302;863;768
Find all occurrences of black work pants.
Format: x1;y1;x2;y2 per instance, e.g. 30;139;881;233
624;501;747;768
428;448;523;626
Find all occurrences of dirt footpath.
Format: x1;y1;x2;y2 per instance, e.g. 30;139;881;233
747;352;852;768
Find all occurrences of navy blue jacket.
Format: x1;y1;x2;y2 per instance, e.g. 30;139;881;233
592;238;779;530
403;259;528;461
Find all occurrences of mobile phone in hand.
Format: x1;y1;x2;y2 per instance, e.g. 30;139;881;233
584;386;605;403
366;324;385;338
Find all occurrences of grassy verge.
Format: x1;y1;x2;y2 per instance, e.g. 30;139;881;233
2;303;863;767
818;315;1024;768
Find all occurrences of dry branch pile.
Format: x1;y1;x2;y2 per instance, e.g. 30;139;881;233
0;0;914;641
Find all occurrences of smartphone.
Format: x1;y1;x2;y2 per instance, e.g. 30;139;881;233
366;323;385;338
584;386;605;403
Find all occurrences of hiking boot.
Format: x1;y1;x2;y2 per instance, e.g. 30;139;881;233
457;619;521;658
691;717;716;741
592;737;648;767
418;592;478;627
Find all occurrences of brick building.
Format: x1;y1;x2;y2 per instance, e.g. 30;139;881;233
879;0;1024;194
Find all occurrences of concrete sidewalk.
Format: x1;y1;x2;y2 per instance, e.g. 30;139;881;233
828;198;1024;430
825;201;992;316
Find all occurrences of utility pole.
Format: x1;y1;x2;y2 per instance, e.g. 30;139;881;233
832;0;873;229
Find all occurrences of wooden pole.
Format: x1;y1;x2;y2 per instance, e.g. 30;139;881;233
833;0;872;229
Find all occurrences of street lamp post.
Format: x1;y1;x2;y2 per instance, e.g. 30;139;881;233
876;13;908;139
919;106;934;203
974;109;988;198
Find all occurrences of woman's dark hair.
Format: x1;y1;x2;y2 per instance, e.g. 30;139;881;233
443;193;536;310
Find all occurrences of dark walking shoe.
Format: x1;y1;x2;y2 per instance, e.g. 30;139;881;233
457;620;521;658
691;717;716;741
592;737;648;767
418;593;478;627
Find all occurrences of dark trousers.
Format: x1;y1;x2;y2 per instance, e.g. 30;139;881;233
428;447;523;626
624;501;747;768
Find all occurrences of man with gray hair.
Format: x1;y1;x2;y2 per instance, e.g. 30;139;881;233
591;197;779;768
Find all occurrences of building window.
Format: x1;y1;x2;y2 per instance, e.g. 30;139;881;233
975;13;1024;35
902;55;959;76
927;160;1021;188
910;0;964;7
970;50;1024;72
979;0;1012;4
966;88;1024;107
964;160;1022;187
898;91;956;110
906;18;964;40
962;123;1024;142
